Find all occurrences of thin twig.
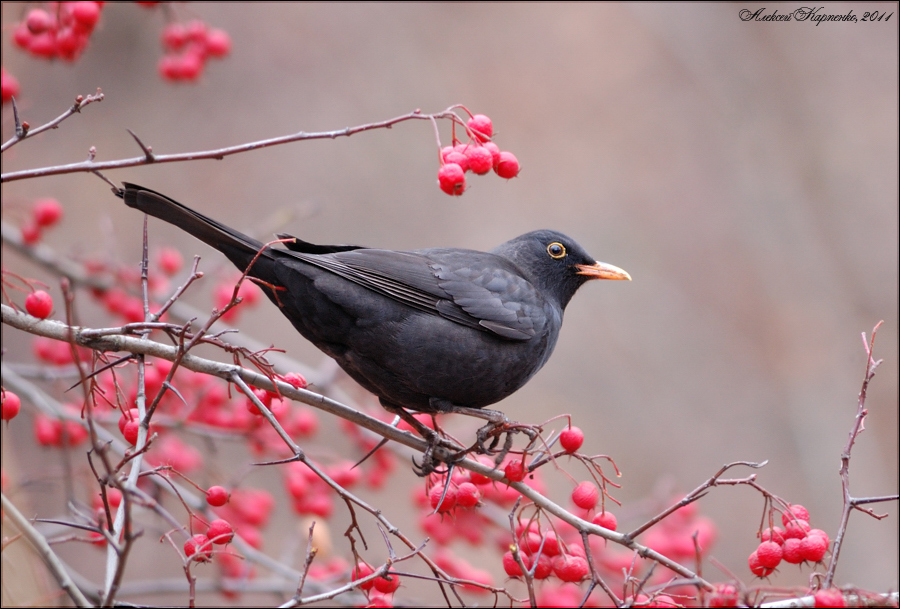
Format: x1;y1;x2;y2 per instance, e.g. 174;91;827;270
824;321;885;587
1;90;104;153
2;106;466;182
1;493;92;608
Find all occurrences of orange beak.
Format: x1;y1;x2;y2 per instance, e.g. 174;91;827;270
575;261;632;281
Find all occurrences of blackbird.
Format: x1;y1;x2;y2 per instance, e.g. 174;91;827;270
118;183;630;420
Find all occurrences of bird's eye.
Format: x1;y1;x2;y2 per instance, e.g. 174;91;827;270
547;242;566;259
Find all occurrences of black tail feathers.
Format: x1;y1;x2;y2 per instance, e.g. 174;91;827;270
119;183;273;274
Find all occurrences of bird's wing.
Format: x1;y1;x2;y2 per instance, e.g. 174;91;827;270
430;259;542;340
279;244;543;341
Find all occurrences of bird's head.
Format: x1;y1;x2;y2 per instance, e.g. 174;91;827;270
493;230;631;309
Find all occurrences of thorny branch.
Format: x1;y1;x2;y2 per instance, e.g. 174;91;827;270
2;105;475;182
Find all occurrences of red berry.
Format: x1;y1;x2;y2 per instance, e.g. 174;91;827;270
467;455;493;485
236;280;261;305
559;426;584;453
118;408;140;435
504;459;526;482
161;23;187;50
781;504;810;526
755;541;783;569
156;247;183;275
455;482;480;508
206;519;234;545
122;420;140;445
494;151;520;179
118;296;145;323
26;9;54;34
467;114;493;142
531;553;552;579
204;28;231;57
539;530;560;556
442;150;470;173
230;488;275;527
185;20;207;43
463;145;493;175
437;163;466;196
20;222;41;244
33;198;63;227
34;414;63;446
13;23;33;49
428;483;457;512
1;67;21;104
55;28;84;61
781;537;804;564
502;550;523;577
552;554;588;582
103;488;122;508
760;526;785;545
25;290;53;319
482;141;501;168
206;485;229;507
747;550;773;577
708;583;738;608
71;2;101;29
572;481;599;510
28;32;57;58
2;391;21;421
283;372;308;390
784;519;811;539
800;533;828;562
214;282;236;310
290;407;318;437
503;549;551;579
158;55;180;81
522;531;543;554
178;51;205;81
808;528;830;546
324;460;361;488
373;573;400;594
592;510;617;531
184;533;212;561
352;562;375;590
813;589;846;608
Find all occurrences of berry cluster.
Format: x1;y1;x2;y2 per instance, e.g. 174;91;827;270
352;561;402;603
414;454;546;549
34;407;90;447
158;20;231;82
437;113;520;196
6;3;232;90
748;504;831;577
12;2;103;62
283;459;369;519
1;67;20;104
183;518;234;562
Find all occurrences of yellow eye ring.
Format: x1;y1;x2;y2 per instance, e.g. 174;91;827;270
547;242;566;259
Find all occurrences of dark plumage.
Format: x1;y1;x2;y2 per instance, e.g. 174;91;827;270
118;183;630;415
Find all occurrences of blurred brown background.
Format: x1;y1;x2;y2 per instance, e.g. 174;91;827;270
2;1;897;600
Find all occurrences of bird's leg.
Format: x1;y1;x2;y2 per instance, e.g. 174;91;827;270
428;400;520;460
380;400;450;477
429;402;511;426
